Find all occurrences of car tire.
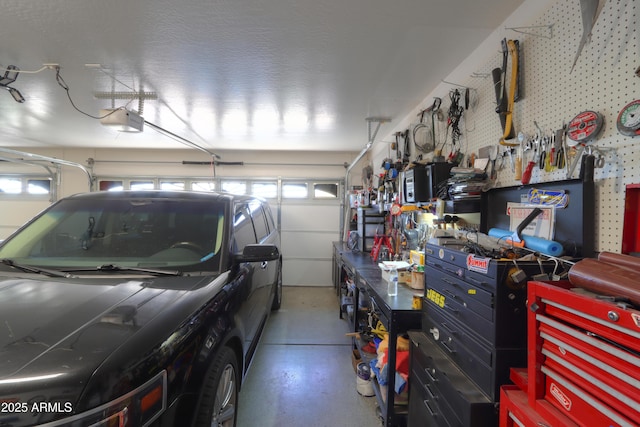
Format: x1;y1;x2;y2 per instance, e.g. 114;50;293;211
271;262;282;311
194;346;239;427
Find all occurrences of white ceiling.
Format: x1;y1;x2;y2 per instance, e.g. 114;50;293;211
0;0;524;154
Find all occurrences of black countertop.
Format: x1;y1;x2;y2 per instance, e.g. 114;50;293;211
333;242;420;312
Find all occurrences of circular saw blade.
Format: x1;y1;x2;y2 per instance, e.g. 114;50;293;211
566;110;604;146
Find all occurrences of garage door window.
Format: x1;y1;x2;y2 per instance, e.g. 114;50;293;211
192;181;216;192
0;177;51;195
99;180;124;191
314;183;338;198
0;177;23;194
282;183;308;198
251;181;277;199
222;181;247;195
131;181;155;190
160;181;185;191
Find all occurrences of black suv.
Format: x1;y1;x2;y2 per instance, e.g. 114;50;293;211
0;190;282;427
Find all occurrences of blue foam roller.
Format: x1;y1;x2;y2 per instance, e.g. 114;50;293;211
488;228;564;257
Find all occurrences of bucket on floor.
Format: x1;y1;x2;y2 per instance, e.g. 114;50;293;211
356;363;374;396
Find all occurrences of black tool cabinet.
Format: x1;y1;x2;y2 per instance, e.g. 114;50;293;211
408;179;594;427
407;330;495;427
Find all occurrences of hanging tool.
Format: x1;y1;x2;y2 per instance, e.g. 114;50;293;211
616;99;640;137
566;110;604;178
447;89;464;152
429;97;442;152
514;40;522;101
552;125;564;167
570;0;608;73
402;129;411;165
521;135;539;185
489;145;498;180
494;39;520;146
514;132;527;180
539;137;547;170
566;110;604;144
544;136;555;172
413;110;435;152
393;132;402;161
579;146;596;181
556;143;566;169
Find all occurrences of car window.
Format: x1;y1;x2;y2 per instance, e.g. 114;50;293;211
0;195;225;272
233;204;257;252
264;205;276;232
252;205;269;242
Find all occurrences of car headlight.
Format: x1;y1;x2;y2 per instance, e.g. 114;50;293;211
40;371;166;427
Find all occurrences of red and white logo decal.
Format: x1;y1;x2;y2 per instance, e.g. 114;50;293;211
631;313;640;329
466;255;490;274
550;383;572;411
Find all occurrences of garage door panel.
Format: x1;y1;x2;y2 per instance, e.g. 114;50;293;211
0;200;51;240
281;231;338;259
280;204;339;230
283;259;332;286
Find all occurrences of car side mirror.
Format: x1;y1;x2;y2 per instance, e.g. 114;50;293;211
234;244;280;263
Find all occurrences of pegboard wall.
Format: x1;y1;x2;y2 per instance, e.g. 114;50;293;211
385;0;639;254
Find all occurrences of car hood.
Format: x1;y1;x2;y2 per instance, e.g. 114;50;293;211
0;273;213;401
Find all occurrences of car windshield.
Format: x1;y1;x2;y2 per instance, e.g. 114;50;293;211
0;194;225;273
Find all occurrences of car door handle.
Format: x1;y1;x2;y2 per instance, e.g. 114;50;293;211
261;261;268;269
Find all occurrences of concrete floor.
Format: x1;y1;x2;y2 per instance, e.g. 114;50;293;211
237;286;382;427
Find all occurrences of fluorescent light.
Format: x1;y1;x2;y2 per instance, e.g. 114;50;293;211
283;110;309;132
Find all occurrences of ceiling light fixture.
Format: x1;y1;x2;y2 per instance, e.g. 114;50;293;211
0;65;25;103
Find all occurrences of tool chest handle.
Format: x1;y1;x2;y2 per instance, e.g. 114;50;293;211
441;341;457;354
423;400;438;417
425;384;437;399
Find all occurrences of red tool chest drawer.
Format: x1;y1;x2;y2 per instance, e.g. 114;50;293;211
527;280;640;427
499;385;577;427
542;366;635;427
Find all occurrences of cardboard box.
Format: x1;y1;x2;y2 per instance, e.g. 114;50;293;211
380;268;410;284
379;260;411;284
399;270;411;284
410;250;425;266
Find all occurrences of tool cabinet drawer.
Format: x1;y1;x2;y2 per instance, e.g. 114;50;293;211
425;264;494;317
425;282;495;347
426;243;500;280
422;309;525;400
423;307;493;369
408;368;455;427
408;331;496;427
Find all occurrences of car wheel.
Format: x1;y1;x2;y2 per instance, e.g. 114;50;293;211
271;262;282;311
195;346;239;427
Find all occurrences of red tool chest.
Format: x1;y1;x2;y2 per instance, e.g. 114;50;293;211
525;280;640;427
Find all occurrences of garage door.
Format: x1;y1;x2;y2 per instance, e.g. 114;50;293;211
278;180;341;287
